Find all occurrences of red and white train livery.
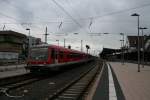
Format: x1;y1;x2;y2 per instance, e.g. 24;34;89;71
26;44;92;72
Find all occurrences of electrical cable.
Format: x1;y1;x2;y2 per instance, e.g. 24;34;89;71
1;1;150;22
1;2;150;24
51;0;88;33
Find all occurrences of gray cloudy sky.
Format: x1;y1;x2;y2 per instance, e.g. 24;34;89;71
0;0;150;55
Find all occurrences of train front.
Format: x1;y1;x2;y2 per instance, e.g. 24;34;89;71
26;46;50;72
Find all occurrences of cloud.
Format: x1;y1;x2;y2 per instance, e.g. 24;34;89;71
0;0;150;51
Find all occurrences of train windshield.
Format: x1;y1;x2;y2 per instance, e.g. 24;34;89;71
30;47;48;60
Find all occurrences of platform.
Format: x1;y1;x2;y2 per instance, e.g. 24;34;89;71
109;62;150;100
0;64;29;79
87;61;150;100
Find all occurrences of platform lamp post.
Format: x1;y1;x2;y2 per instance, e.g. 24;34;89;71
120;33;125;65
81;40;83;52
73;33;83;52
56;40;59;46
26;28;30;59
139;27;148;68
131;13;140;72
64;38;66;48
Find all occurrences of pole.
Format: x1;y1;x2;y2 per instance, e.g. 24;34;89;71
28;29;30;59
44;26;49;44
137;16;140;72
26;28;30;58
120;33;124;64
121;40;123;63
139;27;148;67
81;40;83;52
64;38;66;48
3;25;5;31
142;29;144;67
131;13;140;72
123;34;124;64
45;27;47;43
57;40;59;46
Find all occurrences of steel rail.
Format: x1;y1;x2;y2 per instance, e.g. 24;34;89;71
0;73;41;97
48;60;103;100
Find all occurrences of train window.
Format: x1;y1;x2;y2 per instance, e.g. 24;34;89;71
72;53;79;58
51;49;55;59
30;47;48;60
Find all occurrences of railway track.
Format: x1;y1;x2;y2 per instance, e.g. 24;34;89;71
48;60;103;100
0;60;103;100
0;73;45;97
0;73;33;86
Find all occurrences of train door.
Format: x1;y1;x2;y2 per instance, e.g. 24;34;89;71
51;48;58;64
51;48;55;63
55;49;58;64
59;51;64;63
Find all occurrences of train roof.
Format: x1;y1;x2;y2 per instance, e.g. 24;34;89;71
31;44;87;54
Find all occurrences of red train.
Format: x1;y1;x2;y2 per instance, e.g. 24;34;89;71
26;44;92;72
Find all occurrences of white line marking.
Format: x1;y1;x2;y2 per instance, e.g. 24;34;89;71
107;64;117;100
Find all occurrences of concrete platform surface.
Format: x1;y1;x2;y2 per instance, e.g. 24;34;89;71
109;62;150;100
0;64;29;79
0;68;29;79
0;64;26;72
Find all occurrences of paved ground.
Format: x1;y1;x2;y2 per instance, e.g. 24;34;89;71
0;69;29;78
92;63;109;100
109;62;150;100
0;64;26;72
87;62;124;100
0;64;29;79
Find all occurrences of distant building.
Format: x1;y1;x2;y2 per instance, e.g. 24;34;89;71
0;30;44;64
29;36;42;46
144;36;150;52
127;36;144;52
100;48;121;60
127;35;150;52
0;30;27;64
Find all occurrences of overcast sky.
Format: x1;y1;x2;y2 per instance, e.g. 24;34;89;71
0;0;150;55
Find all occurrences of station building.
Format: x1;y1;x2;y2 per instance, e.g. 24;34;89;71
0;30;44;65
0;30;27;64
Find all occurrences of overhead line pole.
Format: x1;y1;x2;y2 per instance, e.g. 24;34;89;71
44;26;49;44
64;38;66;48
81;40;83;52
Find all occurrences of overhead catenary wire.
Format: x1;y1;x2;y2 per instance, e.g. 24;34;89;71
2;0;57;23
1;2;150;25
64;0;95;45
0;12;44;32
69;2;150;20
51;0;89;33
0;0;47;32
0;1;150;34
